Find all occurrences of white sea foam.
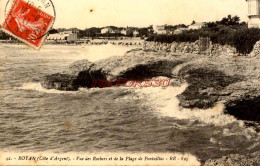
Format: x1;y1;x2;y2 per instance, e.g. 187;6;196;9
17;81;243;127
17;82;76;94
135;83;238;126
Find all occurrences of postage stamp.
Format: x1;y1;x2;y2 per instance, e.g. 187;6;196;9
1;0;55;49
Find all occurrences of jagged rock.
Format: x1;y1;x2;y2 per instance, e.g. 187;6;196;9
249;41;260;57
63;59;94;76
177;66;241;109
204;152;260;166
41;73;79;91
144;41;238;55
42;59;94;90
89;51;184;81
225;95;260;121
41;50;187;91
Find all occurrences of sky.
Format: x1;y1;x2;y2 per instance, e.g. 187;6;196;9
0;0;248;29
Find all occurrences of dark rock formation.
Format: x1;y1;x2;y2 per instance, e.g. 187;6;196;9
225;96;260;121
41;50;187;90
41;59;94;91
89;52;185;81
63;59;94;76
41;73;79;91
177;66;242;109
174;55;260;123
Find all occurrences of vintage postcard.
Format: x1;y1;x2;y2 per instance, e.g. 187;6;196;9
0;0;259;165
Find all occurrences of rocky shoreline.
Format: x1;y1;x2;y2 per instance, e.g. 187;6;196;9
41;48;260;121
143;41;237;56
41;47;260;165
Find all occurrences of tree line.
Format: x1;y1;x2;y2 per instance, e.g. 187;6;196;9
146;15;260;55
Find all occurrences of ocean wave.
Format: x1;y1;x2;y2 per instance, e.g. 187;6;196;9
17;82;76;94
134;84;239;126
16;82;253;129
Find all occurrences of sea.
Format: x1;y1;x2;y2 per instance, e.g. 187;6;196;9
0;43;259;164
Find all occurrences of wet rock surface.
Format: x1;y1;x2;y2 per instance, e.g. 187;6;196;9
41;59;95;91
89;52;185;81
63;59;94;76
41;50;189;90
225;96;260;122
177;67;242;109
41;73;79;91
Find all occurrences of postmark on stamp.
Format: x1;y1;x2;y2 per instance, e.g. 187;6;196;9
1;0;55;49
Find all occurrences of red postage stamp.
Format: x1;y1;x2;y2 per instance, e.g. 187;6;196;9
1;0;54;49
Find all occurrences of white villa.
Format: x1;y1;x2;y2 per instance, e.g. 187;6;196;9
188;22;206;30
47;29;78;42
121;29;133;36
173;28;189;34
101;27;115;34
153;25;167;34
133;30;139;37
247;0;260;28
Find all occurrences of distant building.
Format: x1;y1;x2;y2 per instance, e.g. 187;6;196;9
188;22;206;30
153;25;167;34
147;25;154;35
47;33;69;41
114;29;121;34
246;0;260;28
133;30;139;37
101;27;115;34
47;29;78;42
173;28;188;34
164;27;178;35
121;29;133;36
